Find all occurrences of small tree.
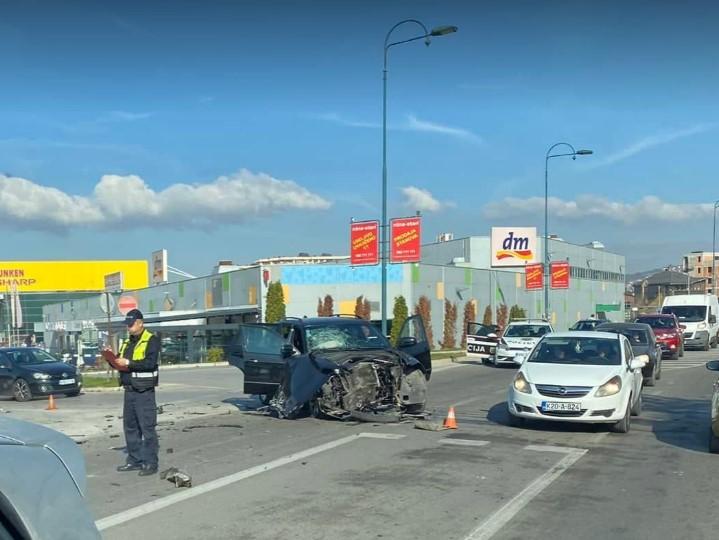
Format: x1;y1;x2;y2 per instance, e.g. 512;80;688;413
442;299;458;349
354;296;365;319
414;295;434;349
497;304;509;331
363;297;371;320
265;281;286;323
510;304;527;321
461;300;476;348
482;305;493;325
317;298;324;317
390;295;408;345
323;294;334;317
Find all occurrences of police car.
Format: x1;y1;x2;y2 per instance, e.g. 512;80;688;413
491;319;553;366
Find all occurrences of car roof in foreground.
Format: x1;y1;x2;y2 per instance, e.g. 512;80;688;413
547;331;620;340
0;347;44;352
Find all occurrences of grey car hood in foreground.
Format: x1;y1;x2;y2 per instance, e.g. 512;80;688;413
0;417;100;540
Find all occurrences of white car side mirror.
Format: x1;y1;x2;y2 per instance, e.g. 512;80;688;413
630;354;648;370
514;352;528;364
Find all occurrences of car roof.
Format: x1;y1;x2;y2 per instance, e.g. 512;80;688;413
596;322;650;331
547;331;621;340
0;347;44;352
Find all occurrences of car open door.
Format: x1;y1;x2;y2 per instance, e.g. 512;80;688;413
228;324;291;397
397;315;432;380
466;322;500;360
0;352;13;396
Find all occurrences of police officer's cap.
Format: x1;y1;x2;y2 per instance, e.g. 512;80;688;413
124;309;144;326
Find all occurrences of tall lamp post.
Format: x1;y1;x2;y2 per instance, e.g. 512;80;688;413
713;200;719;295
381;20;457;336
543;143;592;320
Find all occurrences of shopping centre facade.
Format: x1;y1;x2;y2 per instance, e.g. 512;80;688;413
39;234;626;364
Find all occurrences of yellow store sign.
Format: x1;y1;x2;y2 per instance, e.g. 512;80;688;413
0;261;148;292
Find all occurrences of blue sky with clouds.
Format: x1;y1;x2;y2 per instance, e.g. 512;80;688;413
0;0;717;273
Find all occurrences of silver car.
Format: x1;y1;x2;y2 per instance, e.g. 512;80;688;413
0;417;100;539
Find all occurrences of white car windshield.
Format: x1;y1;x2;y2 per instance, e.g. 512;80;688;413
528;337;621;366
504;325;550;338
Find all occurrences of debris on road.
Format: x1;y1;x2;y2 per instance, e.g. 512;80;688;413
161;467;192;488
414;420;451;431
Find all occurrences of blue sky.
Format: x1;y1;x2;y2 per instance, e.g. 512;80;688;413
0;0;717;274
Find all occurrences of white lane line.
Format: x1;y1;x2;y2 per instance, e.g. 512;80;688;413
463;446;587;540
439;438;490;447
96;432;405;531
524;444;585;454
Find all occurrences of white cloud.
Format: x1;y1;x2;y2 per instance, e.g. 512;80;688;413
315;112;482;144
106;110;154;122
0;169;331;230
594;123;716;166
401;186;453;213
482;195;713;224
404;115;482;144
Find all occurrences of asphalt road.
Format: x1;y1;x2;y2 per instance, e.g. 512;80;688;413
4;353;719;539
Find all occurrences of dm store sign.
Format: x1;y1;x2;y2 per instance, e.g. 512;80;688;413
491;227;537;268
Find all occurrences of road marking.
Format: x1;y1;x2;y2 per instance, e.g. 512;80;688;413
452;395;488;408
95;432;405;531
463;445;587;540
439;438;490;447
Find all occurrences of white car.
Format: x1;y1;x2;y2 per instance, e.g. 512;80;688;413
507;331;647;433
492;320;553;366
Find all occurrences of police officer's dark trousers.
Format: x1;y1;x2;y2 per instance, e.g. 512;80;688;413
123;388;158;468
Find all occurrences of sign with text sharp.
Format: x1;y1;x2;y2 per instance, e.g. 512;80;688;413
390;217;421;263
491;227;538;267
525;263;544;290
350;220;379;266
551;261;570;289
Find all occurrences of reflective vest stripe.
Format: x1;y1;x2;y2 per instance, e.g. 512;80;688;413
131;371;158;378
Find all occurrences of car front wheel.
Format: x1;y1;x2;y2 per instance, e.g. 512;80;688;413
710;428;719;454
610;401;631;433
13;379;33;402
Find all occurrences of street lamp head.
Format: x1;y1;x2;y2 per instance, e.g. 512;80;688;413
575;149;593;155
430;25;458;36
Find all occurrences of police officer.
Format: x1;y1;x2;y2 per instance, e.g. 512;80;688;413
114;309;160;476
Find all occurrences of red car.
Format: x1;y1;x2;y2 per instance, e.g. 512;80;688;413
634;314;685;359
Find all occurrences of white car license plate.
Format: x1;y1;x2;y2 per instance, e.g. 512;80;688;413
541;401;581;412
58;378;75;385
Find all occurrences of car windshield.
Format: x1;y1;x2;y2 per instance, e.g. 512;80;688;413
9;349;61;365
504;325;550;338
599;327;648;345
661;306;706;322
467;323;497;337
528;337;621;365
306;323;390;351
571;321;600;331
636;317;675;329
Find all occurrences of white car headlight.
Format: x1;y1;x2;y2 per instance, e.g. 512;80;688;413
698;322;708;330
32;372;51;380
595;376;622;397
513;372;531;394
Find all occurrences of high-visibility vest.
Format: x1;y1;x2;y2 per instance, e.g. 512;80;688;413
119;329;154;362
119;329;158;389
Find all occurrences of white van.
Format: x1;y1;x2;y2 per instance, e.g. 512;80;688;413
661;294;719;351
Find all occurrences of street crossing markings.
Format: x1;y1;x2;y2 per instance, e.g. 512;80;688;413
462;445;588;540
439;438;490;447
95;432;406;531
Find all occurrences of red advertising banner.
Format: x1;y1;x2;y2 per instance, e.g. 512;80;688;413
551;261;570;289
525;263;544;291
350;220;380;266
390;217;422;263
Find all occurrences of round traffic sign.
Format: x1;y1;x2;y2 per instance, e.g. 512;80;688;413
118;296;139;315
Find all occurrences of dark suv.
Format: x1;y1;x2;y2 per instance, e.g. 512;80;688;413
228;315;431;420
596;322;663;386
634;314;684;359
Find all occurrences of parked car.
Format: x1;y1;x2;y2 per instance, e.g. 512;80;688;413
507;332;647;433
706;360;719;453
634;314;685;359
661;294;719;351
0;417;101;539
0;348;83;402
229;315;430;420
595;322;662;386
569;319;605;331
493;319;553;366
465;322;501;362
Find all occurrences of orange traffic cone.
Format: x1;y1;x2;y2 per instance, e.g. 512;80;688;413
443;406;458;429
46;394;57;411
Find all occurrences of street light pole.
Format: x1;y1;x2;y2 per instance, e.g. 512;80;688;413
713;200;719;295
381;20;457;337
543;143;592;321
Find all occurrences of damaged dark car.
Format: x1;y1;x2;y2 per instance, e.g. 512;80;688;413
229;316;431;421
